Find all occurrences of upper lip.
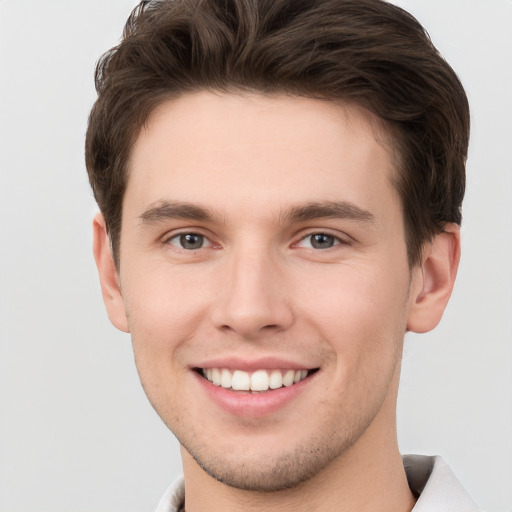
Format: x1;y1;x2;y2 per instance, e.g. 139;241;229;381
193;357;317;372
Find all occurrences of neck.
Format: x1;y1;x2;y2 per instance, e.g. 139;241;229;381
180;402;415;512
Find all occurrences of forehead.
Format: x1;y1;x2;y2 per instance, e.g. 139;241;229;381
125;91;400;221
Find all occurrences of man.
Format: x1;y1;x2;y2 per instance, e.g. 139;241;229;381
86;0;478;510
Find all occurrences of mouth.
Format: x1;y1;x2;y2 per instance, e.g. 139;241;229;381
196;367;319;393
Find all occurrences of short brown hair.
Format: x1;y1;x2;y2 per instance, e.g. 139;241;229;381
85;0;470;267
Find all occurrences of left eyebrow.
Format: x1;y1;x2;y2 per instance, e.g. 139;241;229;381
280;201;375;224
139;200;218;224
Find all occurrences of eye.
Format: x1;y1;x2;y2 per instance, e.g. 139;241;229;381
297;233;341;249
167;232;212;250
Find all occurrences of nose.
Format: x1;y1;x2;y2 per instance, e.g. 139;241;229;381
211;246;295;340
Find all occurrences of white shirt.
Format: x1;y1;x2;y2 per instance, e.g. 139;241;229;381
154;454;480;512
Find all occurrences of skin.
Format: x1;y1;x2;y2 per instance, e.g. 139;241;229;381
94;91;460;512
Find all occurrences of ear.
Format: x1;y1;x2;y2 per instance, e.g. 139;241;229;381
407;224;461;333
92;213;130;333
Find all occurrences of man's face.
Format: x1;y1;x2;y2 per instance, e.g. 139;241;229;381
114;92;422;490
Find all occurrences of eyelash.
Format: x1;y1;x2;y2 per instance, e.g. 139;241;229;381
165;232;215;251
294;232;348;250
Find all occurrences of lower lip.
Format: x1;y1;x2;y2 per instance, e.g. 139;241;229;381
193;371;317;418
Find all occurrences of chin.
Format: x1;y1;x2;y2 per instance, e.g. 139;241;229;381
177;427;361;492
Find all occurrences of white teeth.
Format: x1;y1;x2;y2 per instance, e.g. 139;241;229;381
269;370;283;389
232;370;251;391
282;369;295;387
211;368;221;386
202;368;311;391
250;370;269;391
220;368;232;388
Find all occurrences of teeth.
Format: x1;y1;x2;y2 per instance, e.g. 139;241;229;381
220;368;232;388
211;368;221;386
250;370;269;391
282;369;295;387
269;369;282;389
232;370;251;391
201;368;311;391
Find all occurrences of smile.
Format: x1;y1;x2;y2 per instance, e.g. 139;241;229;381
200;368;314;392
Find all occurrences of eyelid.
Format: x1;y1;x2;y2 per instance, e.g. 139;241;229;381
168;233;211;249
163;229;218;249
292;229;351;249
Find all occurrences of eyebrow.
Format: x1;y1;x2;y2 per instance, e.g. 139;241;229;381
280;201;375;224
139;201;217;224
138;199;375;226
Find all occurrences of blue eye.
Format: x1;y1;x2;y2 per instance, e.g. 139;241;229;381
299;233;340;249
168;233;210;250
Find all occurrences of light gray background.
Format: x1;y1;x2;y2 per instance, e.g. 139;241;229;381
0;1;511;511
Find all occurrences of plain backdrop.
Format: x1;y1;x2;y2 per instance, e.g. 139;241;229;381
0;1;511;511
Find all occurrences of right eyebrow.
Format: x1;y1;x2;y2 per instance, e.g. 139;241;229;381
139;201;217;225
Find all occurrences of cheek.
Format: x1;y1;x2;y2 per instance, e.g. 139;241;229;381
121;266;211;362
298;259;409;326
297;262;409;370
122;272;204;413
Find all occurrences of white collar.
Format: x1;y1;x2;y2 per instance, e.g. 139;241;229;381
404;454;480;511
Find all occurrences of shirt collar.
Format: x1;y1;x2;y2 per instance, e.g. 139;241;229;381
404;454;480;511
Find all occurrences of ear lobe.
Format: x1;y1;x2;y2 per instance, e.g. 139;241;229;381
92;213;130;333
407;224;461;334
